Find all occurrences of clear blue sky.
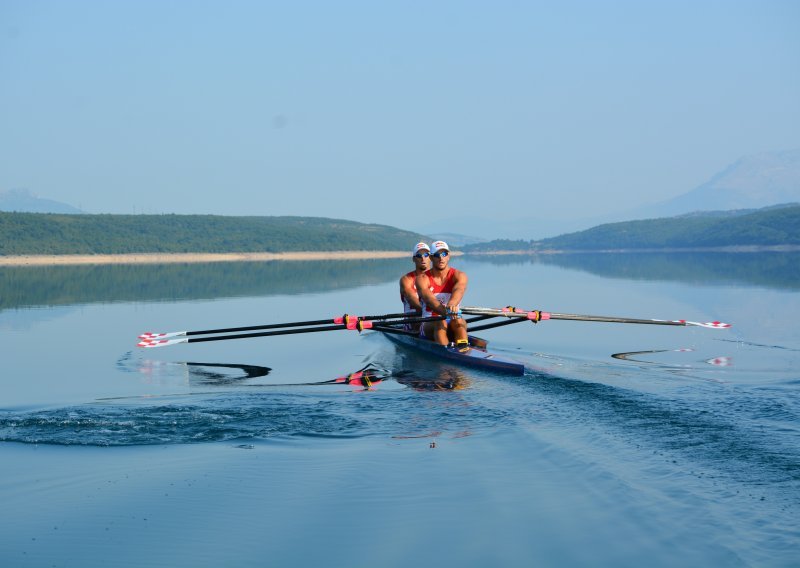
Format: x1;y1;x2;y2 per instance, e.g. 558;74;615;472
1;0;798;230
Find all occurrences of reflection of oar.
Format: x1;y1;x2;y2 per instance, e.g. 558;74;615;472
612;349;732;369
612;348;694;362
186;362;272;383
462;306;732;329
98;366;396;400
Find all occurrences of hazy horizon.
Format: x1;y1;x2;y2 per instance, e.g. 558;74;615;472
2;1;798;232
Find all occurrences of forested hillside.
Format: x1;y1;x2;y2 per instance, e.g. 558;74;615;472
464;205;800;252
0;213;427;255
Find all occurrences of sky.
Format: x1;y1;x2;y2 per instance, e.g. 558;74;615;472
1;0;799;235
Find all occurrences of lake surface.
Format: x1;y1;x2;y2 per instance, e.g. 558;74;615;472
1;253;798;567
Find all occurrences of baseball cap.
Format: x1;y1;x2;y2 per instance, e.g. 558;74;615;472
431;240;450;253
413;242;430;255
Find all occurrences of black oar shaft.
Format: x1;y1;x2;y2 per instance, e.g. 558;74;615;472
183;314;455;344
468;318;528;332
186;319;334;336
187;324;345;343
183;312;412;337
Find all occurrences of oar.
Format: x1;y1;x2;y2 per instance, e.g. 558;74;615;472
138;311;416;341
137;314;452;348
461;306;731;329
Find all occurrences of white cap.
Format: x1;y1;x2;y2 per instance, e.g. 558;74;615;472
431;240;450;253
413;242;430;255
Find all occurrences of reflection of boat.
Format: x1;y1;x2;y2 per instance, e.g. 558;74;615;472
379;329;525;376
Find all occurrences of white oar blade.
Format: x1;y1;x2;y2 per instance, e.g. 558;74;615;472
682;321;732;329
137;338;189;349
138;331;187;340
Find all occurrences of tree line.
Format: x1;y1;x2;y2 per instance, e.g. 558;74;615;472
0;213;427;255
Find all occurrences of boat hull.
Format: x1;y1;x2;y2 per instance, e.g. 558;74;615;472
380;331;525;376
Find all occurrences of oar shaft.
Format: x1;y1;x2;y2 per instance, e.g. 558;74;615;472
547;313;685;326
468;318;528;332
187;314;452;342
187;324;346;343
139;314;455;347
139;312;415;340
183;312;411;336
463;307;683;326
461;306;730;329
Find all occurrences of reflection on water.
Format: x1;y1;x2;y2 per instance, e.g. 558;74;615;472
130;358;470;393
468;251;800;290
0;352;477;446
0;372;481;447
4;253;797;314
397;368;471;391
0;258;408;311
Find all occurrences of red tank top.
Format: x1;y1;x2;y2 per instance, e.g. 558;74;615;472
422;268;461;316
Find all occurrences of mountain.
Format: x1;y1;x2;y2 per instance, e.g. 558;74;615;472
422;232;489;247
0;189;83;214
463;204;800;252
417;150;800;242
411;216;591;243
632;150;800;219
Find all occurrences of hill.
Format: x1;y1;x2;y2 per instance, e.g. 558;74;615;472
463;204;800;253
0;213;428;256
0;189;83;214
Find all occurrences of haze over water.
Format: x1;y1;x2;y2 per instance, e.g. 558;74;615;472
1;253;798;567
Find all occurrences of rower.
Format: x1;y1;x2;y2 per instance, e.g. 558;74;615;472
415;240;470;350
399;242;431;332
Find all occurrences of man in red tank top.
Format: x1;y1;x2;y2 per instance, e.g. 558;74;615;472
399;242;431;332
415;240;470;350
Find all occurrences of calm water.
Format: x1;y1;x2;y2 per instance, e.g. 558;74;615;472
1;254;798;567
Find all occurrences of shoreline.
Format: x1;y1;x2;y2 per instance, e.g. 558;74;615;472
466;245;800;255
0;251;412;267
1;245;796;266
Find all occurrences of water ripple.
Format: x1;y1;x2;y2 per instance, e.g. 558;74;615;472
0;389;512;446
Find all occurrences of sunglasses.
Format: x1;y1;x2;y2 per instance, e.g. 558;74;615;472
414;252;430;259
432;251;449;259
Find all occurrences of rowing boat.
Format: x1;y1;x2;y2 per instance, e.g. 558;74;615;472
378;329;526;376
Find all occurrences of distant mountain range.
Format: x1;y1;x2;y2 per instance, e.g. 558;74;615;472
0;189;82;214
6;149;799;251
631;149;800;219
415;149;800;241
463;203;800;253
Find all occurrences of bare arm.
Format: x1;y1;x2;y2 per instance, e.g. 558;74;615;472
400;275;423;311
446;271;468;312
415;273;447;316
